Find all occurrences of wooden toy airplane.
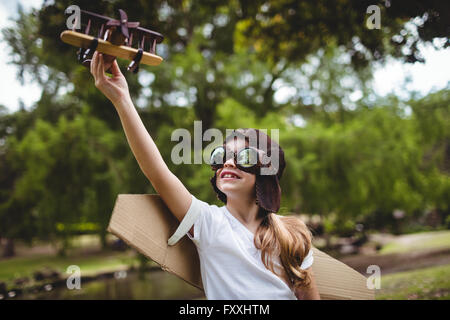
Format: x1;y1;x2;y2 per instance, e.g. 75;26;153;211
60;9;164;73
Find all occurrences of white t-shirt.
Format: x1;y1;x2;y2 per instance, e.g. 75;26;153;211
173;194;314;300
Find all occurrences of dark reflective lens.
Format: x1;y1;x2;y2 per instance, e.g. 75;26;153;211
210;146;225;165
209;146;259;170
237;148;258;168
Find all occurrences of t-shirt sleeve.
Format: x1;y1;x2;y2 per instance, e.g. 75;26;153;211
167;194;222;250
300;248;314;270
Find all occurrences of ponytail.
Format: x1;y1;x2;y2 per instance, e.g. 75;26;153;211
254;213;313;290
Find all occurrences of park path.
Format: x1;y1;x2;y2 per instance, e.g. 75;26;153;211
340;247;450;275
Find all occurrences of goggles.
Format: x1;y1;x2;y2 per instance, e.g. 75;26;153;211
209;145;269;174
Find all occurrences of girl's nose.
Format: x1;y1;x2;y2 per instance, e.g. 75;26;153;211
223;155;236;167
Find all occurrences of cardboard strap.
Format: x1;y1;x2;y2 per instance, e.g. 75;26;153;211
300;249;314;269
167;195;200;246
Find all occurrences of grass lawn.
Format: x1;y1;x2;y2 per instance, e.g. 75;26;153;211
0;250;140;284
379;230;450;255
0;234;152;285
376;263;450;300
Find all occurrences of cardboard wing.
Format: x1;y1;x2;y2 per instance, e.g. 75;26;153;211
107;194;375;300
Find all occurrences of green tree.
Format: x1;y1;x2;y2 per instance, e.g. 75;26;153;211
2;106;131;254
0;0;448;251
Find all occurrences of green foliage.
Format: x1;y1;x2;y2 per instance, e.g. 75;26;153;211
0;1;448;246
234;0;449;67
0;105;130;250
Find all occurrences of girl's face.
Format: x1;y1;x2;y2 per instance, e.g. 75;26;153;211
216;138;256;199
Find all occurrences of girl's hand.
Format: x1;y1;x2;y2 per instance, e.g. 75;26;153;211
90;51;131;105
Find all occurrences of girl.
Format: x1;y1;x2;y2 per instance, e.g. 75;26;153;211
90;52;320;300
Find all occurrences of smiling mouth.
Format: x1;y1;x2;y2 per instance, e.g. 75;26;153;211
221;172;241;180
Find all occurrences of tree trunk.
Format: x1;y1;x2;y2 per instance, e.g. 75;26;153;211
99;230;108;249
3;238;15;258
57;236;70;257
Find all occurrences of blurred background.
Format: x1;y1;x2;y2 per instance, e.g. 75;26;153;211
0;0;448;300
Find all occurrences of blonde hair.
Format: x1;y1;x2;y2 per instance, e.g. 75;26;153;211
254;212;313;290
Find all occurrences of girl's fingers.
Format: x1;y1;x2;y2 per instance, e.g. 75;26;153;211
90;51;97;75
110;59;122;77
92;51;101;80
96;53;108;82
96;52;104;78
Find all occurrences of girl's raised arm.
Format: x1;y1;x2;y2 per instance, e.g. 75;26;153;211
90;52;192;225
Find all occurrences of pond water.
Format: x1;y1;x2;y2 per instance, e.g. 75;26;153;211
17;270;205;300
